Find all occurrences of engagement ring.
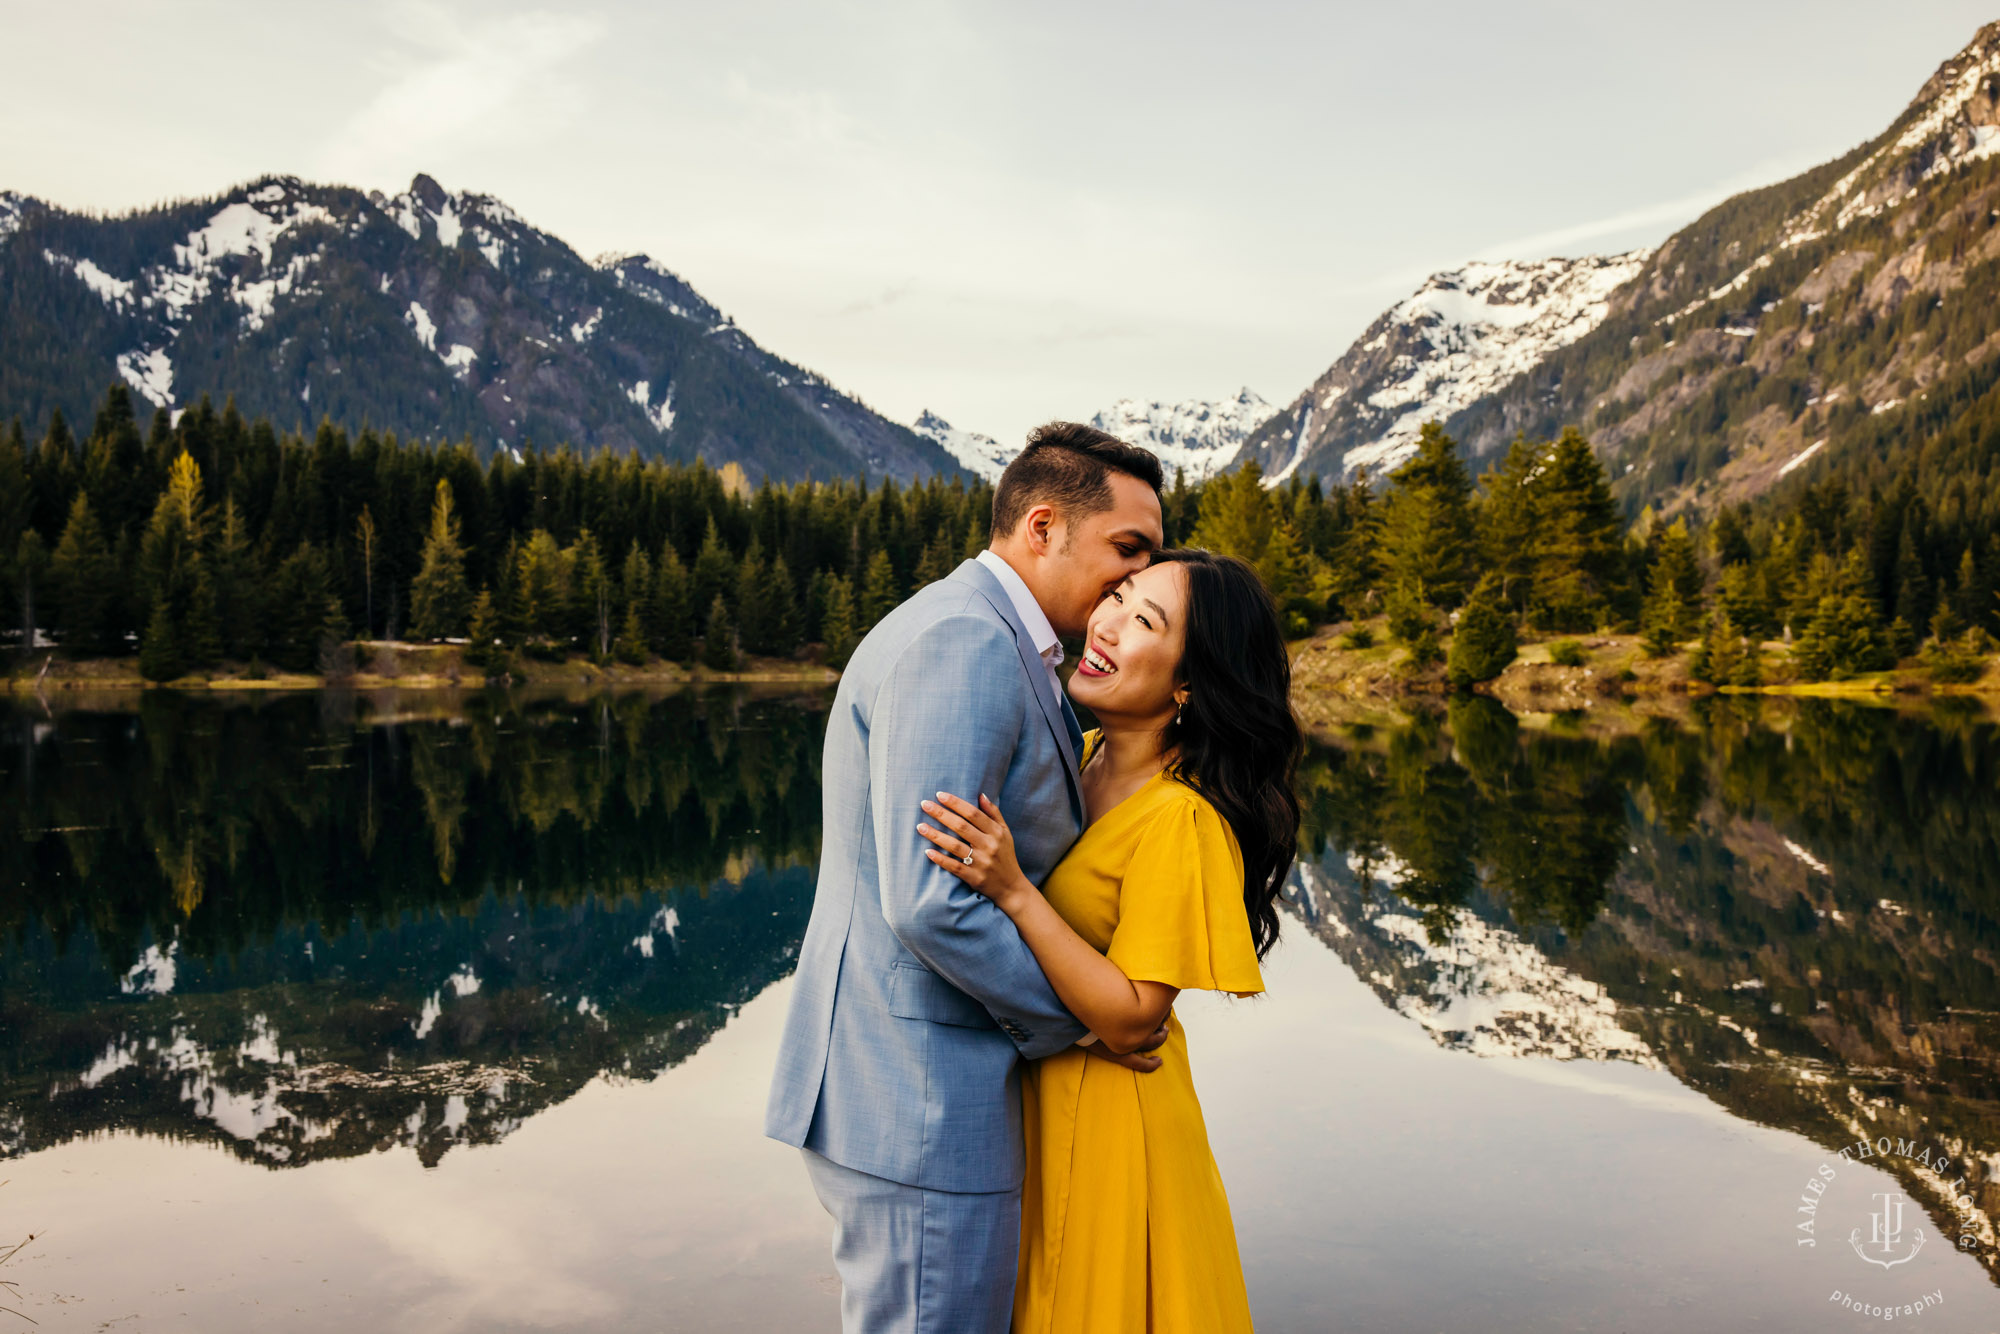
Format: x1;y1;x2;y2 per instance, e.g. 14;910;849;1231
961;854;974;865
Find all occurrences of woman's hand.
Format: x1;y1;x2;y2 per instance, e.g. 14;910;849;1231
918;792;1032;914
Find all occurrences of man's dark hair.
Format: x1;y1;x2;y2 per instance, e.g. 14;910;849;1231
990;421;1165;539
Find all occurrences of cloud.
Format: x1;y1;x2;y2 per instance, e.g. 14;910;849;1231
318;4;606;184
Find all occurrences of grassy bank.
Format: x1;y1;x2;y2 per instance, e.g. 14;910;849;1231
1288;616;2000;712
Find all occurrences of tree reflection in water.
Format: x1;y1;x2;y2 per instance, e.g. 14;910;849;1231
1287;695;2000;1286
0;687;826;1169
4;688;1999;1285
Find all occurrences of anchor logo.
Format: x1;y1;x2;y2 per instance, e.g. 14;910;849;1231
1849;1191;1926;1269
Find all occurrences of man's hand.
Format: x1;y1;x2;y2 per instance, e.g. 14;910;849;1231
1083;1020;1171;1073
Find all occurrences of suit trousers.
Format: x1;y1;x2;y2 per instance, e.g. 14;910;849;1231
801;1147;1019;1334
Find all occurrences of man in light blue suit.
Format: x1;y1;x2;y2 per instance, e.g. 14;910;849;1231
766;422;1169;1332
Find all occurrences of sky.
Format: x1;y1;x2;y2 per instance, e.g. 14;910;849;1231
2;1;1995;447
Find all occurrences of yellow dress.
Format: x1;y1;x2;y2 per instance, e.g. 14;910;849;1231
1014;732;1264;1333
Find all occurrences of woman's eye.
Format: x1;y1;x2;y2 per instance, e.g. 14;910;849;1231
1137;615;1153;630
1111;590;1124;603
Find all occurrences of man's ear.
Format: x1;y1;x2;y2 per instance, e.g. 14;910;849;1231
1024;503;1058;556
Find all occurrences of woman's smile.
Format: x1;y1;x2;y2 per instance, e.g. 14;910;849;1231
1077;643;1118;677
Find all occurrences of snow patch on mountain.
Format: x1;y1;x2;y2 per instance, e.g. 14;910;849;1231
44;250;136;310
1088;388;1276;481
1349;254;1650;476
117;349;175;409
1253;252;1651;484
912;410;1012;481
1287;857;1659;1067
627;380;676;433
0;191;30;242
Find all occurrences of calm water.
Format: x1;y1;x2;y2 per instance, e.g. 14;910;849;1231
2;689;1999;1332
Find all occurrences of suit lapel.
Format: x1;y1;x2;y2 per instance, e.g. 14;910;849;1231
949;560;1084;824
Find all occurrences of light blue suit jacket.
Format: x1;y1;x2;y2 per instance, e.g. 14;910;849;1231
765;557;1090;1193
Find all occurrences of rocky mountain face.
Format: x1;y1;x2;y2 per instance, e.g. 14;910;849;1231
1442;18;2000;518
1087;387;1276;480
911;408;1014;481
0;173;963;483
1245;20;2000;517
1239;256;1648;484
913;388;1276;483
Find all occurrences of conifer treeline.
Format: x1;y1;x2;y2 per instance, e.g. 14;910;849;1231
2;385;1995;684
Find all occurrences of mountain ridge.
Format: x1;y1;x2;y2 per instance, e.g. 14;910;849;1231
1243;19;2000;521
0;171;965;484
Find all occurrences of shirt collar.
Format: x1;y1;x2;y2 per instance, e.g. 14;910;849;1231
975;549;1063;665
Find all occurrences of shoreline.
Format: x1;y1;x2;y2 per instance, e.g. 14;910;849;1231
4;642;839;695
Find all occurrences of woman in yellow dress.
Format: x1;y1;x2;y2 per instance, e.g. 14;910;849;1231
915;548;1303;1333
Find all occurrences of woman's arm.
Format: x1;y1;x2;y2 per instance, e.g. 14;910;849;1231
918;792;1178;1053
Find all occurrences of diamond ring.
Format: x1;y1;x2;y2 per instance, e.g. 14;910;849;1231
961;853;975;866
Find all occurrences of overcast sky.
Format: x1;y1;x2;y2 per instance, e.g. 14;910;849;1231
3;1;1994;445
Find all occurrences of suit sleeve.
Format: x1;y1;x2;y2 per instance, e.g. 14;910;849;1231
870;612;1090;1059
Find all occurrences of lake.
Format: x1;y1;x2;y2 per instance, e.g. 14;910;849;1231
2;688;1998;1332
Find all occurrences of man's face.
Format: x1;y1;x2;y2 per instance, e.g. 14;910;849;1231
1043;472;1163;636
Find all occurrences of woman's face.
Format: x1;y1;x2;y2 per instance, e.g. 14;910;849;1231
1066;561;1189;725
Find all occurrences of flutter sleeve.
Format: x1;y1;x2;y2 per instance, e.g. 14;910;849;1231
1105;790;1265;996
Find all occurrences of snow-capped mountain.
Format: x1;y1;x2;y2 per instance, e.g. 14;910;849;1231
1338;19;2000;517
1087;387;1276;481
1239;253;1649;485
910;389;1274;483
911;409;1013;481
0;172;962;483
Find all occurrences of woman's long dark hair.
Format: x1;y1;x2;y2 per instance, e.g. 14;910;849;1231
1152;548;1303;958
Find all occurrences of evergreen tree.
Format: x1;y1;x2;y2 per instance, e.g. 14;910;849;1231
1792;550;1894;681
1384;576;1434;647
1640;518;1702;651
821;574;859;668
49;492;118;656
1446;574;1518;688
568;528;612;660
735;540;774;654
1530;428;1626;630
1640;587;1686;658
616;542;654;665
1380;423;1476;607
1331;465;1384;619
211;498;256;660
1716;562;1777;640
1476;436;1540;615
410;480;471;640
466;589;504;671
859;549;901;631
692;517;737;617
138;597;184;682
759;555;802;657
614;599;649;665
652;541;695;662
701;593;738;670
513;529;568;647
265;543;332;671
134;452;222;673
1689;610;1758;686
1190;461;1309;619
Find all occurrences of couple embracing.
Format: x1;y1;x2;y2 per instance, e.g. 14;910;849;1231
766;422;1302;1333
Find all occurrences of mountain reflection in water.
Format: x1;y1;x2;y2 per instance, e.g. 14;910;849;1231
0;688;824;1169
2;689;1998;1295
1286;695;2000;1285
